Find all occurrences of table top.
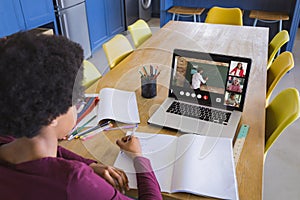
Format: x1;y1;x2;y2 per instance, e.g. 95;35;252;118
60;21;269;200
249;10;290;21
168;6;205;15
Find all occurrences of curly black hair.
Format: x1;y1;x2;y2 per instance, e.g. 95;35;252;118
0;31;84;138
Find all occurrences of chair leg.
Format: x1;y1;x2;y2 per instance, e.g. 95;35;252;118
279;19;283;32
253;18;258;26
277;20;283;56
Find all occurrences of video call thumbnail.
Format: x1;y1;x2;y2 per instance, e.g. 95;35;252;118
226;76;244;93
229;61;248;77
224;91;242;108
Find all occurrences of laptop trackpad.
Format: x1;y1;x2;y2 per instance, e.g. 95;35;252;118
180;117;208;134
165;114;181;129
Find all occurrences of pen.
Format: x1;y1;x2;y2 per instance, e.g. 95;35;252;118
104;124;137;131
126;124;138;142
69;115;97;138
80;123;113;141
71;120;111;140
121;124;138;154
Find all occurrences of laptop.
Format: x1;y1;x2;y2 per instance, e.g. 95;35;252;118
148;49;251;139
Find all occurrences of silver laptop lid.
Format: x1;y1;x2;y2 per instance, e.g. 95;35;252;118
169;49;252;112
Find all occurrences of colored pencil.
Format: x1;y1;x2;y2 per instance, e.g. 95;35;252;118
80;123;112;141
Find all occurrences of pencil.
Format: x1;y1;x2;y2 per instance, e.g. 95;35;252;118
80;123;112;141
143;66;149;76
72;115;97;135
138;70;145;77
72;120;111;139
153;70;160;79
150;65;154;76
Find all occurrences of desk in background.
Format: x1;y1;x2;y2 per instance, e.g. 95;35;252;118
60;21;268;200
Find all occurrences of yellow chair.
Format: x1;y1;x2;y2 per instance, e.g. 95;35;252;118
266;51;294;105
265;88;300;157
267;30;290;69
128;19;152;48
205;6;243;26
102;34;133;69
82;60;101;88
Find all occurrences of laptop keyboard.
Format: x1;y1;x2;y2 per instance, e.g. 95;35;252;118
166;101;231;125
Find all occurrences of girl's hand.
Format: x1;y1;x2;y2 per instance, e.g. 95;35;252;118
89;162;129;194
116;136;142;159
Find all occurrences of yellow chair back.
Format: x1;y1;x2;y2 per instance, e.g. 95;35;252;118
267;30;289;69
265;88;300;157
266;51;294;105
102;34;133;69
82;60;101;88
205;6;243;26
128;19;152;48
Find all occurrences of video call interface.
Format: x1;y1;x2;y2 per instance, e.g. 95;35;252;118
171;55;249;109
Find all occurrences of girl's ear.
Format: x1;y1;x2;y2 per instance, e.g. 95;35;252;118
49;119;58;127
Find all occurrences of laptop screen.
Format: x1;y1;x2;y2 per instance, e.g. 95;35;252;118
169;49;251;111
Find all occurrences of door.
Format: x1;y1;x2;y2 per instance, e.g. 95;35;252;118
86;0;109;52
20;0;55;29
0;0;25;37
106;0;125;35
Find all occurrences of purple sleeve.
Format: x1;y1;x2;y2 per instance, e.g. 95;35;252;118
68;164;133;200
57;146;96;166
134;157;163;200
68;157;162;200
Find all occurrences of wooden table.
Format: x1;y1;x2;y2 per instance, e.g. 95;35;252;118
60;21;268;200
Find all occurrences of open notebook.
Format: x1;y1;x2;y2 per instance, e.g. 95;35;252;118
114;132;238;200
75;88;140;128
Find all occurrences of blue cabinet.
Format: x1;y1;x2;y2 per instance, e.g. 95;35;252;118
86;0;109;51
86;0;125;53
0;0;25;37
0;0;56;38
106;0;125;35
20;0;55;30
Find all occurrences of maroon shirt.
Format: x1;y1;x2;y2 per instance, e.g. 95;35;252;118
0;136;162;200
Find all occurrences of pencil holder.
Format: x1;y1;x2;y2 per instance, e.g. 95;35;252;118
141;77;157;98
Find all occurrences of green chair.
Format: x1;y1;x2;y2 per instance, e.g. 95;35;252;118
102;34;133;69
266;51;294;106
128;19;152;48
265;88;300;157
205;6;243;26
82;60;101;88
267;30;290;69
